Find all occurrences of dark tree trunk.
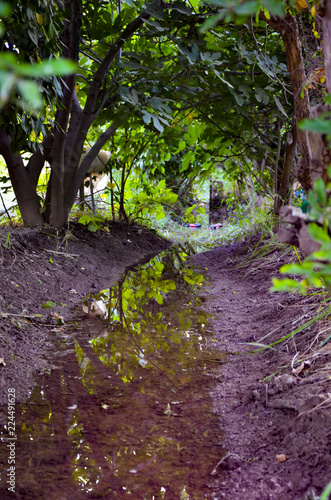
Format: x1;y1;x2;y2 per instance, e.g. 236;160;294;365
0;131;45;226
323;0;331;95
266;14;311;192
265;11;331;192
274;126;297;217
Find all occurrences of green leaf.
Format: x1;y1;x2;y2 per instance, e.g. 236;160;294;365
0;2;11;15
262;0;284;17
41;300;56;308
200;12;226;32
0;71;16;106
143;3;167;19
149;97;172;116
184;122;205;146
28;28;39;46
255;87;269;105
190;0;200;9
78;214;91;225
270;278;307;294
313;177;327;207
119;87;139;106
181;150;194;172
233;93;244;106
308;223;330;244
142;111;153;124
320;482;331;500
273;95;288;118
214;69;234;89
183;275;198;285
154;291;164;304
235;1;258;16
17;80;43;109
144;18;167;31
280;262;318;275
299;116;331;135
152;115;164;132
38;59;76;76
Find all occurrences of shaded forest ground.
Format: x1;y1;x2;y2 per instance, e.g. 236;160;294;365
0;223;330;499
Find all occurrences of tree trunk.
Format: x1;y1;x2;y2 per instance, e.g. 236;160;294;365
264;13;311;191
0;1;157;228
266;11;331;191
323;0;331;94
279;15;311;192
0;131;44;226
305;104;331;186
274;126;297;217
10;164;45;226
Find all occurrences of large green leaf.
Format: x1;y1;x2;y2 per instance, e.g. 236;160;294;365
299;116;331;135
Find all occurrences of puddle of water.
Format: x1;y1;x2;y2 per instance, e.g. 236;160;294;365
0;245;225;499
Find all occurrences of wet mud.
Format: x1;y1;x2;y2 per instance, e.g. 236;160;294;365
0;247;224;499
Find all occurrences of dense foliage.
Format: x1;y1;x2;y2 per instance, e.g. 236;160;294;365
0;0;330;227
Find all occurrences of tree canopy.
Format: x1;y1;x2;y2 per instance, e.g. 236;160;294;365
0;0;330;227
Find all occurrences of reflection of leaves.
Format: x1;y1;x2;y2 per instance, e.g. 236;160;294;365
87;248;211;384
85;249;214;391
154;279;176;293
183;271;204;286
170;330;182;344
183;275;198;285
149;289;164;304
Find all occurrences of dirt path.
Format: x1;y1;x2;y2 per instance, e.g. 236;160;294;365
0;226;330;499
192;242;331;500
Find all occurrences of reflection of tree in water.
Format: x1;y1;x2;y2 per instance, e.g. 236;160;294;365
86;246;208;384
1;247;224;499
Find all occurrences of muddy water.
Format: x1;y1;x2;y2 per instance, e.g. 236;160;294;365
0;246;224;499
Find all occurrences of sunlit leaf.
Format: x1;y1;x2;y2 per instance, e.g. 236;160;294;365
270;278;307;294
41;300;57;308
308;223;330;243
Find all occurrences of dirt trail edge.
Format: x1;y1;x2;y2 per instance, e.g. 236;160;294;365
191;241;331;500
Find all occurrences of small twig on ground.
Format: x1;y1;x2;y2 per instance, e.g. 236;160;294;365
210;452;244;475
291;352;301;374
42;249;79;257
298;395;331;418
0;312;44;318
